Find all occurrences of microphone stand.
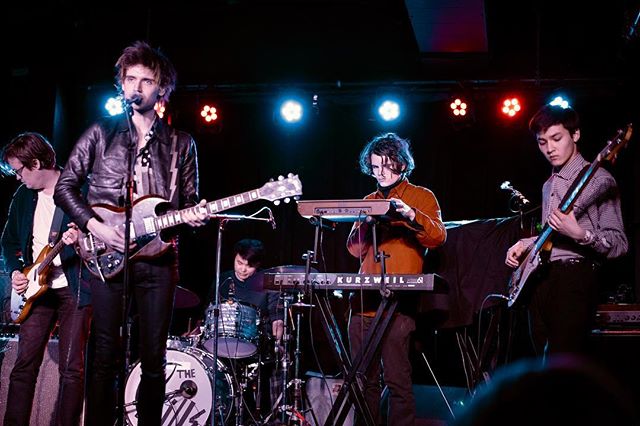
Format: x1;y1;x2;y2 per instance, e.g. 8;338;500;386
209;213;272;426
117;99;138;426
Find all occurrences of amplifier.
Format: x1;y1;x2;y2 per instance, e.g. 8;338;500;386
595;303;640;327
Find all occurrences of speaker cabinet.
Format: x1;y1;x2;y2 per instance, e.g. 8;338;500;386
589;329;640;407
0;337;60;425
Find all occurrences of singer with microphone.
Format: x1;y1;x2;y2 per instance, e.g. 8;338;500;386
54;41;208;426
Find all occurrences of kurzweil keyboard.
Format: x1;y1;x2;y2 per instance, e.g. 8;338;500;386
297;199;391;222
264;272;443;291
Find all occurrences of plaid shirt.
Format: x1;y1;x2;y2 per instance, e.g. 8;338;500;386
523;153;628;261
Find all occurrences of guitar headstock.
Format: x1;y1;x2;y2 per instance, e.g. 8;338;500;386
600;123;633;164
259;173;303;204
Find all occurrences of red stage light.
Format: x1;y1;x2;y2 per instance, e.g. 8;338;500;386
500;97;522;118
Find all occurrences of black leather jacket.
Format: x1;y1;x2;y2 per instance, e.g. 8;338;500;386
54;114;199;232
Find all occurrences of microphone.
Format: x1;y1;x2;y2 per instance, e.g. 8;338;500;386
500;181;530;206
180;380;197;398
268;208;277;230
123;94;142;105
165;380;198;399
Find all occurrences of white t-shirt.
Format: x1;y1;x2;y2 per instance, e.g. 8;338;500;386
31;191;68;289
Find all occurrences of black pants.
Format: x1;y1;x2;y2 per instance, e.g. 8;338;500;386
349;312;416;426
4;287;91;426
85;255;178;426
528;259;599;356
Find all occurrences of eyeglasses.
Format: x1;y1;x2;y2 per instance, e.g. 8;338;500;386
13;165;25;177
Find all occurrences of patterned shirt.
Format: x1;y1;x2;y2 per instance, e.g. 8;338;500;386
133;119;159;199
524;153;627;261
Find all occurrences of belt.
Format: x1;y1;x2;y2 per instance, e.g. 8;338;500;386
549;257;600;270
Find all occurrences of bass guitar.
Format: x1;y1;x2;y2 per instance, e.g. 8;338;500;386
10;238;66;323
77;174;302;280
507;124;632;307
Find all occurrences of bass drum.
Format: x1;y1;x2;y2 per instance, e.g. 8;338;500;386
124;347;233;425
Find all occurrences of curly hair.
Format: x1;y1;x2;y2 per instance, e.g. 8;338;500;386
358;132;415;177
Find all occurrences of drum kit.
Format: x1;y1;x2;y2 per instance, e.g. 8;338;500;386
123;268;314;426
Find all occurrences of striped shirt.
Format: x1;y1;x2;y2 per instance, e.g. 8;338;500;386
523;153;628;261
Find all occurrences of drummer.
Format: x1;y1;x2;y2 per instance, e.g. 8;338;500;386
207;238;284;342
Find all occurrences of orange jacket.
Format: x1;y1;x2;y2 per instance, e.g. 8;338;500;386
347;178;446;274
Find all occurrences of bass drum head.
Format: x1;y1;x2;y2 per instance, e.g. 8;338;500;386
124;347;233;425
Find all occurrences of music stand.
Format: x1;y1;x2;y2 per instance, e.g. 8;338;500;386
296;199;397;426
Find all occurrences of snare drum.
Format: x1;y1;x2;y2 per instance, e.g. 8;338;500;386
202;300;260;359
124;347;233;425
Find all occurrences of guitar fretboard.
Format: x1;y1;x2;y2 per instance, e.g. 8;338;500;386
151;189;263;231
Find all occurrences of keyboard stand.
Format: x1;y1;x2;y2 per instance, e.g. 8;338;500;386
304;214;396;426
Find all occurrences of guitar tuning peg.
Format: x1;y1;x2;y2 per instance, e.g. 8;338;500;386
284;198;291;204
269;178;274;182
288;172;293;178
294;196;300;201
274;200;281;206
278;175;284;181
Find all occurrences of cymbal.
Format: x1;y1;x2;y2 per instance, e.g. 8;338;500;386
174;286;200;309
291;302;315;308
261;265;318;274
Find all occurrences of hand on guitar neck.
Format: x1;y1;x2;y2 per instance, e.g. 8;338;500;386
10;223;79;323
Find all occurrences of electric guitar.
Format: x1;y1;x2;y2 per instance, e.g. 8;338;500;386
507;124;632;307
10;238;66;323
77;174;302;280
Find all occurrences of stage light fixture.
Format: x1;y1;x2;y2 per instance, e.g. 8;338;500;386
450;98;468;117
500;97;522;118
105;97;124;116
377;99;401;122
549;96;570;109
200;105;218;123
154;101;166;119
280;100;303;123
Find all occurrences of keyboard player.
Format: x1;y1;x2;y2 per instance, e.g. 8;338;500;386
347;133;446;426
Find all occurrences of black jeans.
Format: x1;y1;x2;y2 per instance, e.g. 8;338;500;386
528;259;599;356
3;287;92;426
349;312;416;426
85;256;178;426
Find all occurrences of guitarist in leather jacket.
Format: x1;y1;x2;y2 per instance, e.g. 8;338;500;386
1;132;91;426
505;104;628;356
54;41;208;426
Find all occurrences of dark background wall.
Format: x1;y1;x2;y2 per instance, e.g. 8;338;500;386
1;1;639;387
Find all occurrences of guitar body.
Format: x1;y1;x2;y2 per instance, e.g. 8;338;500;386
76;174;303;280
77;196;173;279
10;244;55;324
507;248;541;307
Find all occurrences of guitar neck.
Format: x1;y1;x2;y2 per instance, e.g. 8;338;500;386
36;240;66;274
153;188;263;231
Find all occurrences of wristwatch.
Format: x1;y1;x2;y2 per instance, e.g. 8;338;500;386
578;229;595;245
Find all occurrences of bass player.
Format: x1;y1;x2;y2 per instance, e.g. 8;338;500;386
505;104;628;356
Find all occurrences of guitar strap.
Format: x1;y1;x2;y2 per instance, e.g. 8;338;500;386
48;206;65;244
168;130;179;204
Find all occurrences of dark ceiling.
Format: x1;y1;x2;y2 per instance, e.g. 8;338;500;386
4;0;639;90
